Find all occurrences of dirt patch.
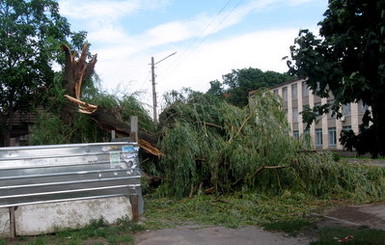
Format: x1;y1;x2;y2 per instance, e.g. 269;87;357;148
313;202;385;231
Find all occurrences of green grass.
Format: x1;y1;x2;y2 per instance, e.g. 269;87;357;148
0;217;144;245
311;226;385;245
141;191;329;230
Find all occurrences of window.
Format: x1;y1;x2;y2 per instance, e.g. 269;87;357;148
291;84;298;100
282;87;288;101
273;89;278;95
302;81;309;97
359;100;368;114
342;126;352;132
342;103;351;117
292;107;298;123
293;130;299;140
315;128;323;147
328;127;337;147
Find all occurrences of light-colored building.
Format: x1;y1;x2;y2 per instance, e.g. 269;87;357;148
270;79;368;150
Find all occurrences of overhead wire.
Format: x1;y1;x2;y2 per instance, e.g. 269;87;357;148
158;0;244;82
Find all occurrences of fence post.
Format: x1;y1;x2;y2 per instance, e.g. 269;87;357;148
111;130;116;140
129;116;139;221
9;207;16;238
130;116;138;142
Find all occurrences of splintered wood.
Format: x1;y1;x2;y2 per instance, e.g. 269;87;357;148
64;95;97;114
61;43;97;100
61;43;162;156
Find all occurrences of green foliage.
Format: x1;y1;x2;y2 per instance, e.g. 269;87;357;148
29;73;110;145
120;94;156;132
0;0;76;145
287;1;385;157
289;152;385;200
207;67;292;107
153;88;385;200
29;61;155;144
30;111;70;145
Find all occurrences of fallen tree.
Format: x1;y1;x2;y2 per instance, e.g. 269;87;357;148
148;89;385;199
57;44;385;200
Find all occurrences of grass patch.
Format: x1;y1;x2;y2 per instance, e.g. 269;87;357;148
52;217;144;244
311;226;385;245
142;191;330;230
1;217;144;245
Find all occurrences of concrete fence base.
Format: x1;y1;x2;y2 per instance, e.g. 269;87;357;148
0;196;132;237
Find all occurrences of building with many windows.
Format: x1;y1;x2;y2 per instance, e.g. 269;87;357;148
269;79;368;150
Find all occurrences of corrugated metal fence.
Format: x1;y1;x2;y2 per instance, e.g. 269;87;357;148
0;142;141;208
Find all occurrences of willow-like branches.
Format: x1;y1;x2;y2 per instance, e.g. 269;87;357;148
151;89;385;200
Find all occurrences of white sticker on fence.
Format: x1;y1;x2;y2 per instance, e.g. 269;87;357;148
109;151;121;168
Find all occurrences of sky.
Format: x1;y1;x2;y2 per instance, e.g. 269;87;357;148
58;0;328;111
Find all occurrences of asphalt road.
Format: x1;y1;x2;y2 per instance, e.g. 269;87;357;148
134;225;312;245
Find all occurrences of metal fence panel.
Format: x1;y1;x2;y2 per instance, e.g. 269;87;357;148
0;142;141;208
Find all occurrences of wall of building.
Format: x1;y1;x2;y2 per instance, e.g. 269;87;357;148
271;79;366;151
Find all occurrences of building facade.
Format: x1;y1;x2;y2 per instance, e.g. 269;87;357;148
270;79;367;150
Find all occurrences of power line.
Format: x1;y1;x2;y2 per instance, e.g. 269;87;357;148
159;0;244;81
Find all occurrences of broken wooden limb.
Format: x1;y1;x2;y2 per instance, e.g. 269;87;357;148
64;95;97;113
64;94;162;155
139;139;163;157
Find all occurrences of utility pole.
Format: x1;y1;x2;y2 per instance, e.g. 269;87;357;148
150;52;177;123
151;57;157;123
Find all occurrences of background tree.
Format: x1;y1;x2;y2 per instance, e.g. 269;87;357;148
0;0;76;146
287;1;385;157
207;68;292;107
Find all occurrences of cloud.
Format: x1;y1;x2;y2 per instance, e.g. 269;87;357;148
58;0;171;30
156;28;301;93
59;0;138;20
57;0;324;112
94;27;305;100
287;0;317;6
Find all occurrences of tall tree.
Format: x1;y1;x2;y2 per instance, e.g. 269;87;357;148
287;1;385;157
0;0;73;146
207;68;292;107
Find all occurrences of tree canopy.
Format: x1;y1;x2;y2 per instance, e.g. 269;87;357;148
287;0;385;157
207;68;292;107
0;0;81;146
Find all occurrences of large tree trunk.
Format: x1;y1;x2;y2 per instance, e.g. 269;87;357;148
61;44;161;155
60;43;97;125
88;106;159;146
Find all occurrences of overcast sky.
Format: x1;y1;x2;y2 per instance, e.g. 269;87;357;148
58;0;327;110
